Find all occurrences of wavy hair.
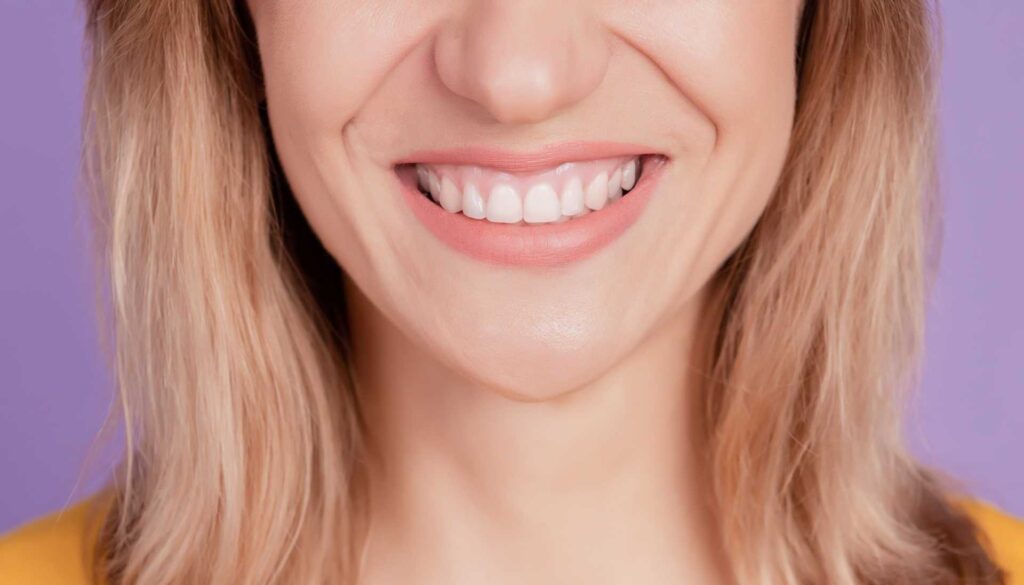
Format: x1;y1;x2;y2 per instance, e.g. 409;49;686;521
81;0;1004;583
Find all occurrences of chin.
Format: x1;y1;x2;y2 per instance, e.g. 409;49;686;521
425;314;628;402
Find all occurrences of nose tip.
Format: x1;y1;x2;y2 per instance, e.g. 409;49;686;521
433;2;609;125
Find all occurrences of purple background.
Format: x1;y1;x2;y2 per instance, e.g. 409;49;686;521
1;3;1021;532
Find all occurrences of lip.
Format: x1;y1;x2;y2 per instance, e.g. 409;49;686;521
394;141;664;174
392;143;668;268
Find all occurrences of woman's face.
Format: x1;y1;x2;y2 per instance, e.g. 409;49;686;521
247;1;800;398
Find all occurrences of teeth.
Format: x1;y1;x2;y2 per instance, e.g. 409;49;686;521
413;155;644;224
417;166;431;192
560;177;584;216
585;172;608;211
462;182;486;219
427;171;442;203
523;184;561;224
486;184;523;223
608;167;623;201
621;159;637;191
440;176;462;212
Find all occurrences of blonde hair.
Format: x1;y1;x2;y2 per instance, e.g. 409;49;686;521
82;0;1004;583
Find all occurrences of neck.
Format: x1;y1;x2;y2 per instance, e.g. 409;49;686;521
347;279;730;585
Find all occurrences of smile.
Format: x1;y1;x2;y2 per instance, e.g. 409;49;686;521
393;143;668;267
414;156;642;224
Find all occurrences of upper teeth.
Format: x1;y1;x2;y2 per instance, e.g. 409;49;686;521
415;157;641;224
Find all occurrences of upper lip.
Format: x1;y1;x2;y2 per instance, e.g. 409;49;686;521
393;141;663;174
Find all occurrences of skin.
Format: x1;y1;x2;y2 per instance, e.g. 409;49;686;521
246;1;801;583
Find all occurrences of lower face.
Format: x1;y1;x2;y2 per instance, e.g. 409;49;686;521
246;1;800;398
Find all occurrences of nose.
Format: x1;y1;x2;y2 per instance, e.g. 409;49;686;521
433;1;610;125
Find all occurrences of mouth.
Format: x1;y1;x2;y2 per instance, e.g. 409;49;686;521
408;154;649;223
393;143;669;267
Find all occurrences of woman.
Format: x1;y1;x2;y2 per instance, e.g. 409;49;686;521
1;0;1021;583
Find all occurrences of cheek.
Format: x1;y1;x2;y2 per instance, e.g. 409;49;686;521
618;1;799;116
706;7;797;268
602;1;798;326
252;1;427;145
638;1;798;249
249;1;432;278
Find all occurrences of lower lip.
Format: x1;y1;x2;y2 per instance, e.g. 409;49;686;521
394;156;667;268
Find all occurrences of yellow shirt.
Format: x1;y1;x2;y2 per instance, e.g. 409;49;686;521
1;496;1022;584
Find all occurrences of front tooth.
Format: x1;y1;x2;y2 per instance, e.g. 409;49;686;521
523;183;560;224
585;172;608;211
462;182;486;219
621;159;637;191
427;171;442;203
607;168;623;200
486;184;523;223
560;177;584;216
417;165;430;192
439;176;462;212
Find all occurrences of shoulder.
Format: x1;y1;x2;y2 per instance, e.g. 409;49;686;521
0;494;111;585
957;497;1024;584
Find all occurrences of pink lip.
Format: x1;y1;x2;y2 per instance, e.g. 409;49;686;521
395;141;662;174
393;144;668;268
